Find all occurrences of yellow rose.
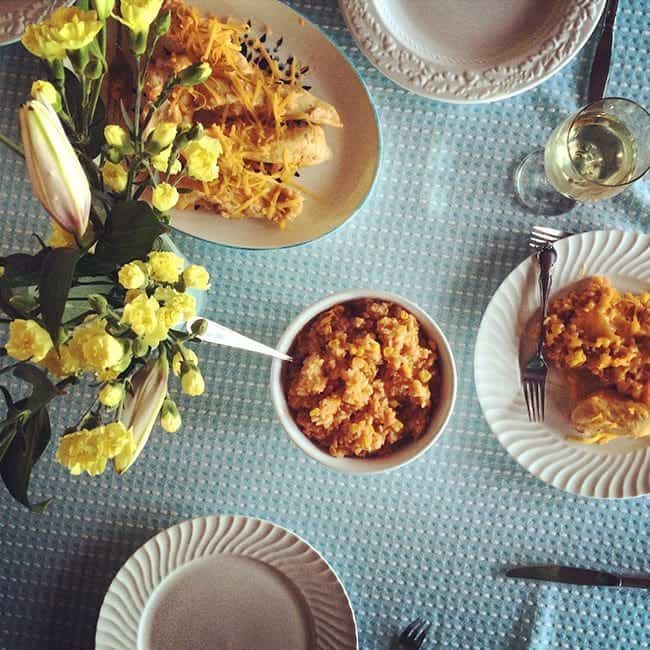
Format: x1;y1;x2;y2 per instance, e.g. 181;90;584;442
158;305;182;329
151;183;179;212
30;80;60;110
160;398;181;432
99;383;124;408
148;251;184;283
40;344;80;377
151;122;177;149
69;318;124;372
22;8;102;60
182;265;210;290
118;261;147;289
181;367;204;396
172;347;198;376
102;161;128;192
122;293;159;336
5;319;53;362
118;0;164;34
56;422;135;476
104;124;130;149
155;288;196;322
183;136;222;182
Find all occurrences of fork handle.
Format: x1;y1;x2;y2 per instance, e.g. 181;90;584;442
537;245;557;357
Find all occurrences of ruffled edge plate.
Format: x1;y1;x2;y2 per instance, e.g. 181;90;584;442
95;514;357;649
475;230;650;498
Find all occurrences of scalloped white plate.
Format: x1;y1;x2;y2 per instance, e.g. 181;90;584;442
339;0;605;103
95;515;357;649
475;230;650;498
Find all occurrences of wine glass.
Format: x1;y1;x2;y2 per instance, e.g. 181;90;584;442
514;97;650;215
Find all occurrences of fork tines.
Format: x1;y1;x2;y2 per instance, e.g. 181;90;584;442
529;225;570;250
523;373;545;422
399;617;431;650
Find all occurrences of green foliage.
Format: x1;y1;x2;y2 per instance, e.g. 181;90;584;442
0;365;63;512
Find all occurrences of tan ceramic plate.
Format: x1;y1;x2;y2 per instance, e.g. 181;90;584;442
170;0;380;249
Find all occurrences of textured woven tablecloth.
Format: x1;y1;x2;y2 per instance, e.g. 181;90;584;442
0;2;649;649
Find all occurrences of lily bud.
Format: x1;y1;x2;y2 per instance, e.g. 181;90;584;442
176;62;212;86
19;100;90;237
114;353;169;473
30;80;61;112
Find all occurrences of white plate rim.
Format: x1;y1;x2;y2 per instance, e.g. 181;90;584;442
338;0;606;103
168;0;381;250
95;514;358;649
474;230;650;499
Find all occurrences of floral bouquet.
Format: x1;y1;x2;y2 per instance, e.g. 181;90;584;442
0;0;222;510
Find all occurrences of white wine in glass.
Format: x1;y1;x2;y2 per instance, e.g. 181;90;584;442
515;98;650;214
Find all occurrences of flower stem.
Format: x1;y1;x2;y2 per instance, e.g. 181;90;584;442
0;133;24;158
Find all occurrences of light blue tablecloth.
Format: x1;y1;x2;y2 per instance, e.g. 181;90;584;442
0;2;649;649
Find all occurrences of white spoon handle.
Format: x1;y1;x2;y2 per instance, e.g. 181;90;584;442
186;317;292;362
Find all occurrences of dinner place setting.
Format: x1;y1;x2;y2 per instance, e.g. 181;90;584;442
0;0;648;649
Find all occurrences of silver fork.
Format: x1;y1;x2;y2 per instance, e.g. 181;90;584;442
522;241;558;422
398;618;430;650
529;225;572;250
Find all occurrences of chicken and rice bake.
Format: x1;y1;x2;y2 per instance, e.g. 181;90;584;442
285;300;441;458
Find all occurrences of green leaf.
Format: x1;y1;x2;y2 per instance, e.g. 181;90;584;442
39;248;80;343
14;365;59;411
0;408;52;512
85;97;107;160
93;200;167;268
0;250;49;288
0;423;17;464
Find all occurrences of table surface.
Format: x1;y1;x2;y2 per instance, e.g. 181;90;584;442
1;2;649;649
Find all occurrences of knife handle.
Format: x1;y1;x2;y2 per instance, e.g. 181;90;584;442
588;7;616;102
620;574;650;590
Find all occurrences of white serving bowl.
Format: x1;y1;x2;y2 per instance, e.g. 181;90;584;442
270;290;457;474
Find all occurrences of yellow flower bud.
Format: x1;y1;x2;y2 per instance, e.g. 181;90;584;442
182;264;210;290
181;367;204;396
152;122;177;149
5;319;53;362
160;398;181;432
104;124;130;149
148;251;184;283
118;0;163;35
151;182;179;212
99;383;124;409
172;347;198;376
183;136;222;182
177;62;212;86
93;0;115;21
22;7;102;61
118;261;147;290
30;80;61;111
102;161;127;192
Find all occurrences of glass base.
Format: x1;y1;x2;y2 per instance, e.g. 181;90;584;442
514;150;576;215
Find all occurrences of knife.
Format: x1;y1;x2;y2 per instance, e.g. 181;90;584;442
506;565;650;589
587;0;619;102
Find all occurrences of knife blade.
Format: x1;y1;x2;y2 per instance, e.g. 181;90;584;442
506;565;650;589
587;0;619;102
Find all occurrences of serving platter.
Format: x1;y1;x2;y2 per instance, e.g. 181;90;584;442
475;230;650;498
170;0;380;249
339;0;605;103
95;515;357;649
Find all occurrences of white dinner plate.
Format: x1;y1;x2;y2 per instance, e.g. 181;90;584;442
95;515;357;650
339;0;605;103
0;0;73;47
475;230;650;499
169;0;380;249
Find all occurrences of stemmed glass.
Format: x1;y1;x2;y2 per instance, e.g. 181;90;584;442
514;97;650;214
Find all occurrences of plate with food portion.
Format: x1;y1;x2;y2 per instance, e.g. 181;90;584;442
109;0;380;249
475;230;650;498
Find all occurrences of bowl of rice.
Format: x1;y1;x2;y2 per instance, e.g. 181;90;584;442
270;290;457;473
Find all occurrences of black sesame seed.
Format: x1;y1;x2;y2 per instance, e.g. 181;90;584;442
278;64;284;71
294;171;300;177
276;37;283;47
260;33;267;43
287;56;294;64
302;85;312;91
300;66;309;74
